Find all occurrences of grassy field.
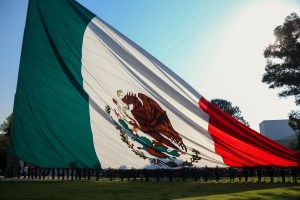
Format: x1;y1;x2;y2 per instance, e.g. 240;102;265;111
0;180;299;200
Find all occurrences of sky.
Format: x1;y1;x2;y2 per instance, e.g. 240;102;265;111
0;0;299;132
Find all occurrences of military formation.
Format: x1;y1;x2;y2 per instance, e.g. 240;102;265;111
8;164;299;183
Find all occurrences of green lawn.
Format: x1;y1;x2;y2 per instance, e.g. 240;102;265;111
0;180;299;200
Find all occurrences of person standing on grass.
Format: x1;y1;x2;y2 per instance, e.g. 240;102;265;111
108;168;112;181
75;168;78;180
204;166;209;182
249;168;254;182
140;169;144;182
168;169;173;182
31;166;35;179
23;165;27;179
133;168;137;181
34;167;38;179
51;168;55;180
145;169;149;182
223;168;227;182
27;166;31;179
237;168;242;182
286;168;291;183
280;167;286;183
120;169;124;181
243;167;249;183
66;168;69;180
95;169;100;181
18;165;21;178
87;168;91;180
42;168;45;180
38;167;42;179
180;168;184;182
257;167;262;183
268;167;274;183
10;166;15;178
263;168;267;182
215;166;220;182
61;169;65;180
70;168;74;180
46;168;50;180
194;168;199;182
275;167;280;183
78;168;82;180
218;168;222;182
57;168;60;180
291;167;297;183
228;167;234;182
82;168;86;180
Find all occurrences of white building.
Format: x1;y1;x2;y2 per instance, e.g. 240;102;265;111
259;119;297;148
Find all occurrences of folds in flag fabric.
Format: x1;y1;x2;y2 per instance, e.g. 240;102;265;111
10;0;300;169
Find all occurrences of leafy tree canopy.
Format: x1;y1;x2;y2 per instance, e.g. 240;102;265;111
288;110;300;151
262;13;300;105
0;113;13;135
211;98;250;126
0;114;12;172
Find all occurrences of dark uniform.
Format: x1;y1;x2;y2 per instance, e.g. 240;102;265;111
280;167;286;183
215;167;220;182
257;167;262;183
291;167;297;183
268;167;274;183
243;167;249;182
229;167;234;182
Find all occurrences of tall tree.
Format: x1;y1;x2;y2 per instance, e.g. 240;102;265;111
0;134;9;173
262;13;300;105
0;113;12;174
0;113;13;135
211;98;250;126
263;13;300;150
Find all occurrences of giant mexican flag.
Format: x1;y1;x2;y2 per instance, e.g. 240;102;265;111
10;0;300;169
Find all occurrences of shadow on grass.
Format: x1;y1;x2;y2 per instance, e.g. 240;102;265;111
254;190;299;200
0;181;299;200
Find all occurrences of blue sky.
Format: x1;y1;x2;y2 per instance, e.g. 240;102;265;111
0;0;299;132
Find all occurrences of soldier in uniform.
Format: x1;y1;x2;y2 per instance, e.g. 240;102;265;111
95;169;99;181
291;167;297;183
51;168;55;180
145;169;149;182
66;168;69;180
85;168;89;180
70;168;74;181
57;168;60;180
132;168;137;181
42;168;46;180
228;167;234;182
243;167;249;183
78;168;82;180
168;169;173;182
61;168;65;180
280;167;286;183
214;166;220;182
256;167;262;183
204;166;209;182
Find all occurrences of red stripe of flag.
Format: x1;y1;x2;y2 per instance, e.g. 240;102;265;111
199;97;300;167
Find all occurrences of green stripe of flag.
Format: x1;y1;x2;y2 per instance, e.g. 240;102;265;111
10;0;100;168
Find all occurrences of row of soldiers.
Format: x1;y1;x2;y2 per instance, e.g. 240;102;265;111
15;166;100;181
11;165;298;183
232;166;298;183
